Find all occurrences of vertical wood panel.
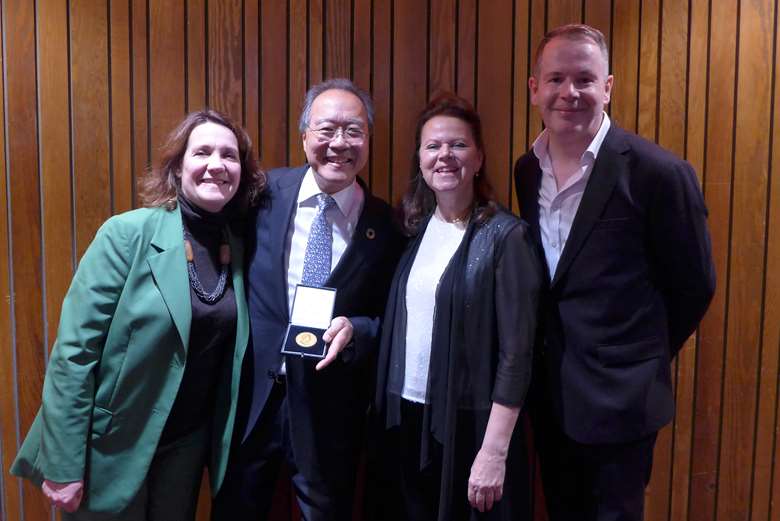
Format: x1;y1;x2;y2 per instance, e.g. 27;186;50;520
131;0;150;181
685;0;708;178
647;2;690;519
772;371;780;521
511;0;530;214
353;0;371;187
546;0;581;27
391;0;427;202
324;0;351;79
456;0;476;104
584;0;611;39
657;0;687;156
690;1;738;520
208;0;243;120
110;0;134;214
186;0;206;112
353;0;371;90
477;0;513;207
0;1;19;517
71;0;111;256
244;0;260;148
4;1;48;519
289;0;307;168
766;12;780;521
527;0;545;146
610;0;640;131
259;0;288;169
670;3;709;521
429;0;455;96
370;0;392;202
718;1;774;520
149;0;185;160
309;0;324;86
4;3;780;520
38;0;74;356
637;0;660;141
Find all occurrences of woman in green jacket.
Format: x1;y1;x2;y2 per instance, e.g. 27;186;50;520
11;109;265;520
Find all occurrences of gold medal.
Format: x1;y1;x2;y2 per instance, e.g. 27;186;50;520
295;332;317;348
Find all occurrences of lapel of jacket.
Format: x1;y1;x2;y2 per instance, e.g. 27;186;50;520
327;180;383;287
517;154;544;248
551;126;628;288
228;228;249;364
272;166;308;316
146;206;192;351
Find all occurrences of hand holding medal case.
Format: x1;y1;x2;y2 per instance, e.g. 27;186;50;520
281;284;337;358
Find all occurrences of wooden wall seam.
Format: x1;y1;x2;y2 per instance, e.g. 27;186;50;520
0;1;22;518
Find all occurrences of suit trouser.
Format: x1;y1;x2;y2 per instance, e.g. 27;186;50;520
535;412;657;521
212;379;352;521
61;424;208;521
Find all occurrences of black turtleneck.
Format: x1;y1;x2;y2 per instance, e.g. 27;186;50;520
159;196;238;444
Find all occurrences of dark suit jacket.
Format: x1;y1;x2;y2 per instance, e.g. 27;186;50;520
514;124;715;444
243;165;404;483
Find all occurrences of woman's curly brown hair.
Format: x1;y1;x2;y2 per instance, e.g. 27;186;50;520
139;109;265;213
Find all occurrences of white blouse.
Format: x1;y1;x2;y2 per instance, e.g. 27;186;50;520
401;213;467;403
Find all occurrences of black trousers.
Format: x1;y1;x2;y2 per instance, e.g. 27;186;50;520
535;412;657;521
369;400;529;521
212;381;349;521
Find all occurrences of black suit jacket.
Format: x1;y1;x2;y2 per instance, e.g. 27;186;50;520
243;166;404;481
514;124;715;444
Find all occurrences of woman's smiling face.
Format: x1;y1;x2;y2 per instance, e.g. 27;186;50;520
418;115;483;197
178;121;242;212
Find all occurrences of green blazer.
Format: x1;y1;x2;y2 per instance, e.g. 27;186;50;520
10;205;249;513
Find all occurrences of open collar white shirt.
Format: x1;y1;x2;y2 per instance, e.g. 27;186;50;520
533;113;611;279
285;167;364;312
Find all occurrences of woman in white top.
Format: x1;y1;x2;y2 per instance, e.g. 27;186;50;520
371;94;542;521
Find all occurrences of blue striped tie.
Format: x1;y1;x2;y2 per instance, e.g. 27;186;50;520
301;193;337;286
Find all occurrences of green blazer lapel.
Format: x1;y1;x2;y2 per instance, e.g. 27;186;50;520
146;206;192;351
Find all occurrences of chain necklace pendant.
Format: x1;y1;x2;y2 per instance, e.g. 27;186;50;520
184;229;230;304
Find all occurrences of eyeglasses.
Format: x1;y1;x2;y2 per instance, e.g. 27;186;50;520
306;125;367;144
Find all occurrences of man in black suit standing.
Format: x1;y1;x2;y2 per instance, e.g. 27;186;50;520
514;24;715;521
214;78;403;520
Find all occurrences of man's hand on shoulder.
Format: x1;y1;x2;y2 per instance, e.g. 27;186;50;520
316;316;354;370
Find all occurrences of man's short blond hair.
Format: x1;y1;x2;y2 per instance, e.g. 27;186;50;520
533;24;609;76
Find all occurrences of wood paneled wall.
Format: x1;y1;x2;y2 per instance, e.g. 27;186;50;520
0;1;778;520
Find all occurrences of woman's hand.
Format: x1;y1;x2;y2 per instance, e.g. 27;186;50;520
42;479;84;513
467;447;506;512
467;402;521;512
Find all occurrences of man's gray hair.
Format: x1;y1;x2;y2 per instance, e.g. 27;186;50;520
298;78;375;133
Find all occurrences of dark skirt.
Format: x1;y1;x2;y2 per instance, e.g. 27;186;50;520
367;399;531;521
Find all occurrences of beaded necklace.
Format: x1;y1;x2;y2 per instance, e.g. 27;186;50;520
183;229;231;304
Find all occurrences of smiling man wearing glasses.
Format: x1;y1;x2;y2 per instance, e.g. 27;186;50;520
213;78;403;520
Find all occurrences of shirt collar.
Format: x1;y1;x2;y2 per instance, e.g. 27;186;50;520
298;167;359;217
532;112;612;166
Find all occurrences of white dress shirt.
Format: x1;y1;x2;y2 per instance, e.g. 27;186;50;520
533;113;611;278
285;168;364;311
278;169;363;374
